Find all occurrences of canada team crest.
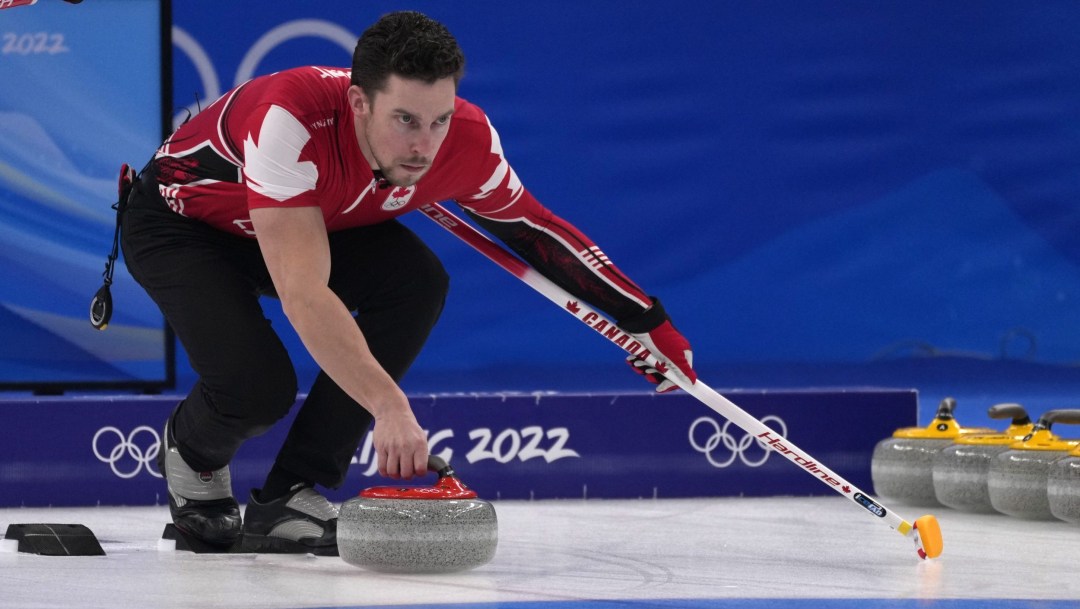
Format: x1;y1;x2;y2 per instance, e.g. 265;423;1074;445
381;185;415;211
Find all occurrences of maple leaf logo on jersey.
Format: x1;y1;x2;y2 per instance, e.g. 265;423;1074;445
244;105;317;202
382;185;415;211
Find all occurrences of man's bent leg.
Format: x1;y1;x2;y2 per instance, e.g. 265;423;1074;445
122;176;299;544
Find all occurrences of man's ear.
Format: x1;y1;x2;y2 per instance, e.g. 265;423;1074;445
347;85;370;117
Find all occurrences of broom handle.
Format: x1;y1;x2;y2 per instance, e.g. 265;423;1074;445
418;201;916;536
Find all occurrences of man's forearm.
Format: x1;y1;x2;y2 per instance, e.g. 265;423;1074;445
281;285;408;418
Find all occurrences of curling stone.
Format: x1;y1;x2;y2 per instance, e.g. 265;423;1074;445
338;455;497;573
987;409;1080;520
871;397;994;506
1048;442;1080;524
931;403;1033;513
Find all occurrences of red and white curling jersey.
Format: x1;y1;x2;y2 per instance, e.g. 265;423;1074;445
152;66;652;320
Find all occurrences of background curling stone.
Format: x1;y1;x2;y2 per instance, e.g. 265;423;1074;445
1048;442;1080;524
339;456;497;573
987;409;1080;520
932;403;1033;513
871;397;994;505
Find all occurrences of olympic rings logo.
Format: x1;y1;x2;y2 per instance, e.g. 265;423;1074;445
92;426;163;479
688;415;788;468
172;19;358;130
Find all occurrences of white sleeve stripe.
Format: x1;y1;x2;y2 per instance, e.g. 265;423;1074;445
485;114;504;155
474;155;510;199
214;86;247;167
471;115;524;200
585;246;611;269
464;180;524;216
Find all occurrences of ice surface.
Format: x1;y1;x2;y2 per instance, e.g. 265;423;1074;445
1;496;1078;609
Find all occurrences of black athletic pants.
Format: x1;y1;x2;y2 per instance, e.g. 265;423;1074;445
120;167;449;489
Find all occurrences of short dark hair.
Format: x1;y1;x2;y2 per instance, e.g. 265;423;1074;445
351;11;466;97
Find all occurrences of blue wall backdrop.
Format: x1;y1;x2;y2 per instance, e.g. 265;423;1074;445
0;0;168;388
4;1;1080;405
168;1;1080;395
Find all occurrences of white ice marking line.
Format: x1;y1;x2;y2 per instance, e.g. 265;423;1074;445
37;525;71;555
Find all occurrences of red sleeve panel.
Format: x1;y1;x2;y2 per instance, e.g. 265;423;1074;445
460;188;653;323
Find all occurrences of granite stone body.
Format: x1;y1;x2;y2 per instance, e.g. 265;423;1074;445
1048;455;1080;524
932;443;1012;513
871;438;952;505
987;449;1067;520
339;496;498;573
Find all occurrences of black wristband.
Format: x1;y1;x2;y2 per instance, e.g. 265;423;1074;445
616;297;668;334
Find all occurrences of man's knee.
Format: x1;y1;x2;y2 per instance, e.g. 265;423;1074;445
369;244;449;316
243;368;298;433
204;363;299;435
412;250;450;306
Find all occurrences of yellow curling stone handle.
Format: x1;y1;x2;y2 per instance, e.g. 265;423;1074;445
891;397;993;439
1009;409;1080;451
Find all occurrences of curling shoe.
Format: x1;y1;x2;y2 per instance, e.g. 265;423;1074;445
241;484;339;556
243;485;339;557
158;418;242;547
